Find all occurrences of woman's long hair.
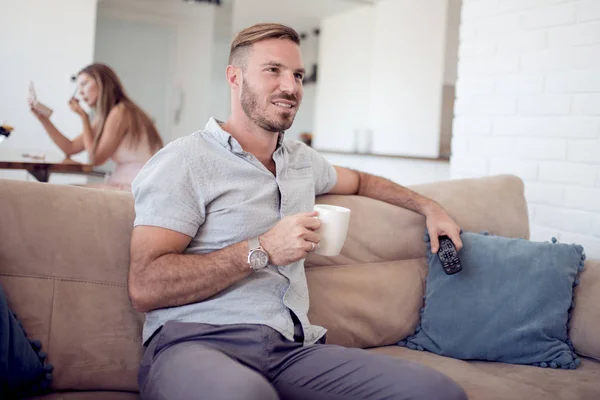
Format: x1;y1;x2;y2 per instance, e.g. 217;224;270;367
77;63;163;161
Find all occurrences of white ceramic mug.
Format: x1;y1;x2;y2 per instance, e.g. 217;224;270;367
314;204;351;256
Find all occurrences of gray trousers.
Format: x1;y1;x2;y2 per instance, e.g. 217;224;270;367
138;321;467;400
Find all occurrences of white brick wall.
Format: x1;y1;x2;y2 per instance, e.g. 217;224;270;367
452;0;600;258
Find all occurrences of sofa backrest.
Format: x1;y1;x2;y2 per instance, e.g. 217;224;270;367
0;180;141;392
0;175;529;392
305;174;530;348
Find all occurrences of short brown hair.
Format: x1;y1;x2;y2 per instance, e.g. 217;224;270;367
229;23;301;68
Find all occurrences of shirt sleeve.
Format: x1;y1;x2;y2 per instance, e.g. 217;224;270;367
306;146;338;195
131;142;205;237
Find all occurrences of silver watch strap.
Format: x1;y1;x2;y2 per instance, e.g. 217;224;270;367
249;236;260;250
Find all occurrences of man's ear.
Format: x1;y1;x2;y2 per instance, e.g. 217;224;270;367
226;65;241;89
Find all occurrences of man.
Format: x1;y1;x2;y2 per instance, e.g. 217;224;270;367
130;23;466;400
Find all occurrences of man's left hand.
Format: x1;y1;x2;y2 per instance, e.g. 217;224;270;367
425;205;462;253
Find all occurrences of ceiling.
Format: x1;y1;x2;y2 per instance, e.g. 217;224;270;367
229;0;378;37
97;0;378;40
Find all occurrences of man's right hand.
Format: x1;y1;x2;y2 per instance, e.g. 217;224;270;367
260;211;321;266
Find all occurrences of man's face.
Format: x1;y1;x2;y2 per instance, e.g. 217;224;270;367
239;39;305;132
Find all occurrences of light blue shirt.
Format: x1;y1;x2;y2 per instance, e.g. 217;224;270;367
132;118;337;345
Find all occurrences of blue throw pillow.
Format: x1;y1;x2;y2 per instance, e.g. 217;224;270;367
0;285;53;397
399;232;585;369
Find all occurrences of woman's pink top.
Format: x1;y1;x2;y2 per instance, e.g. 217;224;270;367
105;133;156;189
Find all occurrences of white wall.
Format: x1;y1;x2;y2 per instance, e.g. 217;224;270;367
452;0;600;258
314;0;461;161
444;0;462;86
313;5;375;152
323;152;450;186
0;0;98;182
210;0;234;123
440;0;462;157
97;0;216;141
210;36;233;122
369;0;448;158
95;15;174;144
173;10;216;139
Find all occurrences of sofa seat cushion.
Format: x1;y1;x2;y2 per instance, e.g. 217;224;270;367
402;232;584;368
370;346;600;400
29;391;139;399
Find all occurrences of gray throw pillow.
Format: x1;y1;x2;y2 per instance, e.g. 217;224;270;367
399;232;585;369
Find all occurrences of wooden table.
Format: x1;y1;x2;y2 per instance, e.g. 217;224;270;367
0;155;105;182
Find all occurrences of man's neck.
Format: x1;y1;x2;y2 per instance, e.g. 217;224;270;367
221;115;280;165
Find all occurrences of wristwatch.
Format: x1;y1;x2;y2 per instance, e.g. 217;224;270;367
248;236;269;271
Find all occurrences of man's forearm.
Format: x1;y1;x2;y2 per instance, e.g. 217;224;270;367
356;171;440;216
129;241;252;313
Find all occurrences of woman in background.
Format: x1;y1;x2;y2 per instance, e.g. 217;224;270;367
29;63;163;190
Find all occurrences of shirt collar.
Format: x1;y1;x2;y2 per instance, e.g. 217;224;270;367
205;117;285;154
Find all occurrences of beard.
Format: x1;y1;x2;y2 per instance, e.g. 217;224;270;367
240;79;298;133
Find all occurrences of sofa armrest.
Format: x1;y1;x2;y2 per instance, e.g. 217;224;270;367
571;259;600;362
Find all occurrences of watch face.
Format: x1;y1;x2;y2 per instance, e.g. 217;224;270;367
250;250;268;269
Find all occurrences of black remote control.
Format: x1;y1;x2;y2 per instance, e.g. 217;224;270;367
437;235;462;275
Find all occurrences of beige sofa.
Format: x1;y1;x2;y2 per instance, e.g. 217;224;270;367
1;175;599;400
